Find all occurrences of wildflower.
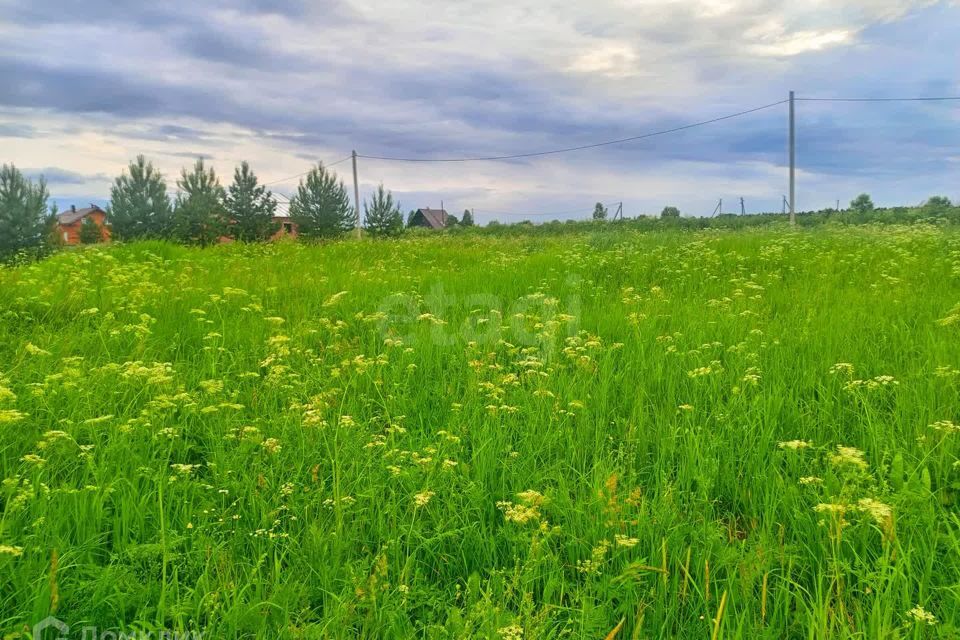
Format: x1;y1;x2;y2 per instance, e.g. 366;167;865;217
24;343;51;356
498;625;524;640
170;463;199;476
0;544;24;557
198;379;224;394
261;438;282;454
778;440;812;450
577;540;611;575
857;498;893;526
264;316;285;326
0;385;16;404
413;491;435;507
516;489;545;506
830;445;868;470
931;420;959;433
339;415;356;428
799;476;823;485
20;454;45;467
677;404;694;412
614;534;640;548
906;604;937;626
323;291;349;307
497;501;541;525
0;409;27;425
813;502;846;515
829;362;854;376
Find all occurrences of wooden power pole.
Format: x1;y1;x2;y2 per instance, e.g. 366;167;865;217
351;150;361;238
789;91;796;225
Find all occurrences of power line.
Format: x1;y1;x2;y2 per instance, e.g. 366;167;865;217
797;96;960;102
357;100;788;163
262;155;352;186
478;202;621;218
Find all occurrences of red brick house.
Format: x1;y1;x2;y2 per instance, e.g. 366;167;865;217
56;205;110;245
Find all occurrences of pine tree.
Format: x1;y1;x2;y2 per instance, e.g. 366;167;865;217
173;159;226;247
0;164;51;261
225;161;278;242
108;155;172;240
592;202;608;221
460;209;475;226
363;184;404;237
79;217;103;244
289;164;354;238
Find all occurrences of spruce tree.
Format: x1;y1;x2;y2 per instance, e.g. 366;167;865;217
173;159;226;247
0;164;51;261
108;155;172;239
592;202;608;221
289;164;354;238
363;184;404;237
225;161;278;242
460;209;475;226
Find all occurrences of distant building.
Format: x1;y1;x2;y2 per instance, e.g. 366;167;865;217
271;216;298;240
56;204;110;245
409;208;449;229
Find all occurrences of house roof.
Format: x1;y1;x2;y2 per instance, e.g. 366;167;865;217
57;205;105;225
416;208;448;229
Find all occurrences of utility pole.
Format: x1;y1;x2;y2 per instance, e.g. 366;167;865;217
740;197;745;216
789;90;796;225
351;150;361;238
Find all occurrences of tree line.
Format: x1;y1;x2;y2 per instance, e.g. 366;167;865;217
1;156;481;261
2;156;956;263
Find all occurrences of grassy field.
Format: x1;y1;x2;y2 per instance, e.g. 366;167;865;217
2;224;960;638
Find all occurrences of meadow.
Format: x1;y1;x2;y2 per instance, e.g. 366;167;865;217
2;224;960;638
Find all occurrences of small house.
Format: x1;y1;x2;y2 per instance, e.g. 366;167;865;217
271;216;298;240
56;204;110;245
409;208;449;230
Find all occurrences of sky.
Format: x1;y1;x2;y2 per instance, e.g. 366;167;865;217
2;0;959;222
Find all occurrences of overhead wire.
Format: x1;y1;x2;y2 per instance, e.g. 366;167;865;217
357;100;788;162
262;155;353;186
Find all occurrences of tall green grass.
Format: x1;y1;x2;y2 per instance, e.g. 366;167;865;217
2;224;960;638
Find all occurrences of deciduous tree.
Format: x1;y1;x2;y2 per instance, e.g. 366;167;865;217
661;206;680;219
850;193;874;214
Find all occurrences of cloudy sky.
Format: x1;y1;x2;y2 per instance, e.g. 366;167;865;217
2;0;959;221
